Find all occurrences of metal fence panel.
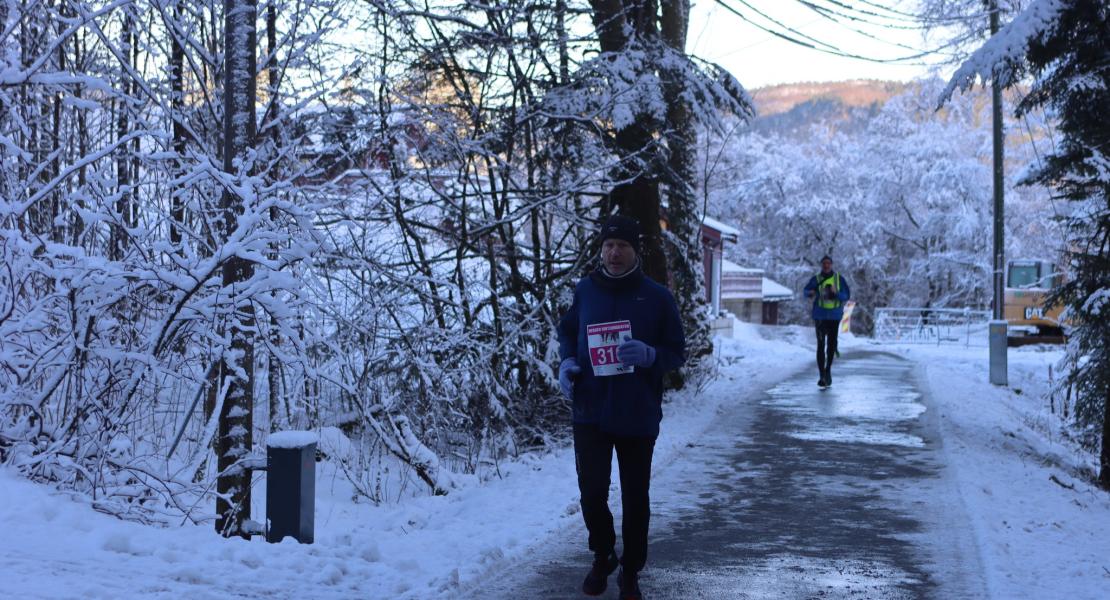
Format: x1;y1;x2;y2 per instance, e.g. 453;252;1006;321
873;307;991;346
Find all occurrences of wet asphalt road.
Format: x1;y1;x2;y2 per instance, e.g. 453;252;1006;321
472;352;986;599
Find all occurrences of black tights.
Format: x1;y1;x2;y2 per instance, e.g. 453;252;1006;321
815;320;839;375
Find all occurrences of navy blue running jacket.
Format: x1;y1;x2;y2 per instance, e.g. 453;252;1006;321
557;269;686;437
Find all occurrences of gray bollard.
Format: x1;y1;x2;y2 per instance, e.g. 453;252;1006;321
989;320;1008;386
265;431;317;544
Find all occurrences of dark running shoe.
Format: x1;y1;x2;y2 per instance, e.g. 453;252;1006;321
617;567;643;600
825;369;833;386
582;550;618;596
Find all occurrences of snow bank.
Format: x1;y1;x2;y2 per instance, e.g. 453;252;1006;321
0;322;810;599
886;340;1110;599
13;325;1106;597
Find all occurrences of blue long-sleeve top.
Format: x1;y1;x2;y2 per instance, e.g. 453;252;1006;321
804;271;851;321
557;268;686;437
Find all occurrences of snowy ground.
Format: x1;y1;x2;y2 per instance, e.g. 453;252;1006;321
476;349;984;599
866;336;1110;599
2;323;1108;599
0;322;810;599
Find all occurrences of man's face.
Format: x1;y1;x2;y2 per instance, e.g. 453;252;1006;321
602;238;636;275
821;259;833;273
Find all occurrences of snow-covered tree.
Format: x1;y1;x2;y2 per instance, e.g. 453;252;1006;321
0;0;345;526
949;0;1109;483
584;0;752;369
1022;8;1110;485
942;0;1109;485
0;0;754;526
706;80;1059;332
912;0;1033;62
212;0;259;538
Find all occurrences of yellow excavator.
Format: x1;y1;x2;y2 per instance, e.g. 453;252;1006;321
1004;259;1066;345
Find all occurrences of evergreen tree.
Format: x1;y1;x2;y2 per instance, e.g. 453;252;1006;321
1016;0;1110;487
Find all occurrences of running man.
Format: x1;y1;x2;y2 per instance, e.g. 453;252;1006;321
804;255;851;387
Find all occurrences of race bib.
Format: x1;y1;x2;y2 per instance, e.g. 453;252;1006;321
587;320;633;377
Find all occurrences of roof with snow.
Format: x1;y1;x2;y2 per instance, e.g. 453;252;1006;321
720;259;793;301
721;259;762;274
701;215;740;241
658;202;741;242
762;277;793;302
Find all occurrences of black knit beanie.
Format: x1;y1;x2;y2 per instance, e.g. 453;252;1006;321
600;215;641;249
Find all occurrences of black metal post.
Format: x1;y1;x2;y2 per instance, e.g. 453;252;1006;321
265;437;316;544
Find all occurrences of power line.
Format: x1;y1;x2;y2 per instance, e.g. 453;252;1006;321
713;0;932;65
852;0;992;25
800;0;925;30
805;0;994;28
794;0;973;58
729;0;845;53
712;0;982;66
708;16;826;61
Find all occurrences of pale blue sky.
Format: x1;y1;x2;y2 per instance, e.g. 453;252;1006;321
688;0;954;88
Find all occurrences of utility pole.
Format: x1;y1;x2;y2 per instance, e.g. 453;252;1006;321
988;0;1008;386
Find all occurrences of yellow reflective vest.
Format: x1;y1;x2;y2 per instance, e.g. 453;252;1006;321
817;273;841;310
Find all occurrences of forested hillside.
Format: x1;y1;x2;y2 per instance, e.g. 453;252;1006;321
749;79;911;135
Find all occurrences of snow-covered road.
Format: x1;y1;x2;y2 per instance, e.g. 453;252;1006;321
475;352;986;599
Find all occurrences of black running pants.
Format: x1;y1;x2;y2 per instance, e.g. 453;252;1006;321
815;319;839;374
573;423;656;575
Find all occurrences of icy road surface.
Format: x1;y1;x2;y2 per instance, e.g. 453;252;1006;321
471;352;986;599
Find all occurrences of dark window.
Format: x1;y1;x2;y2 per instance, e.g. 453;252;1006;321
1007;264;1040;288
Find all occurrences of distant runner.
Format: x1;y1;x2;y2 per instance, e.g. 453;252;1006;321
557;215;686;600
804;255;851;387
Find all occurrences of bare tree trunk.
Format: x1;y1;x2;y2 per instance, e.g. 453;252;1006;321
75;49;89;246
1100;385;1110;489
265;0;283;433
215;0;258;539
588;0;670;285
20;6;52;237
128;8;141;239
611;172;668;284
0;3;10;212
556;0;570;83
16;1;31;237
660;0;712;366
49;12;64;242
110;8;135;261
170;1;187;249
